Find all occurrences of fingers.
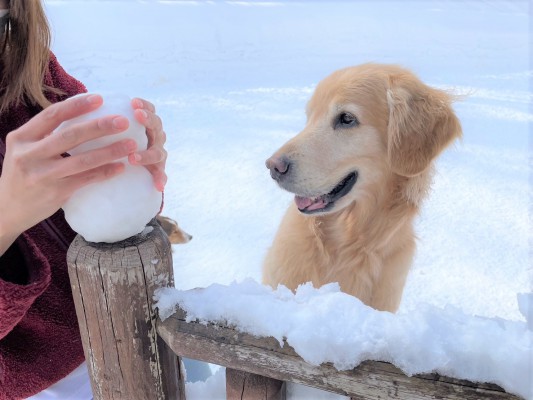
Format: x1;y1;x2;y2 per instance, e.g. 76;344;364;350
133;107;164;147
128;146;167;192
143;164;168;192
132;97;164;148
131;97;168;192
131;97;155;114
130;97;168;191
63;162;126;194
40;115;129;156
12;94;104;141
54;139;137;178
128;146;167;165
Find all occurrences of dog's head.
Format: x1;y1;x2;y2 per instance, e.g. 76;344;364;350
266;63;462;215
156;215;193;244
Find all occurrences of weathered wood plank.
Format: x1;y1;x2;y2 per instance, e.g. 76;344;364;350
157;309;522;400
226;369;286;400
67;219;185;400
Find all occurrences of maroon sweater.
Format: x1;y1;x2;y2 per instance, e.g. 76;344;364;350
0;53;87;399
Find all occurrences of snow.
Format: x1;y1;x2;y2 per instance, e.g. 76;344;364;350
59;93;162;243
44;0;531;399
156;280;533;399
518;293;533;331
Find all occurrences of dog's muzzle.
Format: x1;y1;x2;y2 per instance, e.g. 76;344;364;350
266;156;291;182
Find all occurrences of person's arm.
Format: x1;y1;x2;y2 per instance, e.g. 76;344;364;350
0;56;169;339
0;94;135;259
0;94;135;338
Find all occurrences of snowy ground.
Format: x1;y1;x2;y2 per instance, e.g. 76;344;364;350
45;1;531;399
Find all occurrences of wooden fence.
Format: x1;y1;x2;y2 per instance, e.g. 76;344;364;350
66;219;522;400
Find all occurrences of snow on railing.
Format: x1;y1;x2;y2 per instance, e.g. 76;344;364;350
66;225;529;400
156;280;531;400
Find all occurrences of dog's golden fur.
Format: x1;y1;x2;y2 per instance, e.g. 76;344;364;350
262;64;461;312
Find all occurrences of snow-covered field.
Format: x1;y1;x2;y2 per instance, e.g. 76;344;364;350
45;1;531;399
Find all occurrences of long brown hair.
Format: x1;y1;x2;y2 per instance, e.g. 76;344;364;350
0;0;54;113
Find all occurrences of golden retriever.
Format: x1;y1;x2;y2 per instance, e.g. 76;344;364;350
262;63;461;313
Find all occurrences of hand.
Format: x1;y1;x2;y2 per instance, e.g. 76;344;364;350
129;98;168;192
0;94;136;254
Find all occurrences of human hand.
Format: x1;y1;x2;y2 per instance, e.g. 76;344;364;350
128;98;168;192
0;94;136;252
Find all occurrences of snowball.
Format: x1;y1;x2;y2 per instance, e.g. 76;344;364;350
59;93;162;243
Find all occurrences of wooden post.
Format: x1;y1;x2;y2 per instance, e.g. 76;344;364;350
67;218;185;400
226;369;286;400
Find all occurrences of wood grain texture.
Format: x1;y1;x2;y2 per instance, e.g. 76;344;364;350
67;219;185;400
158;308;522;400
226;369;286;400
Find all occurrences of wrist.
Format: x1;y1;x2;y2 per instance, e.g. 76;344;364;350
0;215;23;257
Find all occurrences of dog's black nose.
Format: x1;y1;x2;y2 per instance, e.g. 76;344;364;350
266;156;290;181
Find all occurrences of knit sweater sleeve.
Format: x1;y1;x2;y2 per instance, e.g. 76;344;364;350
46;52;88;100
0;234;52;339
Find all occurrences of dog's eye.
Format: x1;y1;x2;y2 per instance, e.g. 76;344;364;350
335;112;359;129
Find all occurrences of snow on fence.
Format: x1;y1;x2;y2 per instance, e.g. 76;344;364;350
66;221;523;400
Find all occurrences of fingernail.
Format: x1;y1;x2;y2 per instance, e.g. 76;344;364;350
112;116;128;129
133;153;142;162
132;98;143;108
86;94;101;105
138;109;148;120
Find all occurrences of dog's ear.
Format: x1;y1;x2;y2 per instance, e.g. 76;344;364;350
386;74;462;177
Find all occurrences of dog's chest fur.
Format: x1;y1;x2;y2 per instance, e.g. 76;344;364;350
263;197;417;312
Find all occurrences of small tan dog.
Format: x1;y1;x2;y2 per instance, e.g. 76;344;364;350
156;215;192;244
263;64;461;313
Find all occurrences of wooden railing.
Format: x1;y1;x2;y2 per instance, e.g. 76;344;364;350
66;221;522;400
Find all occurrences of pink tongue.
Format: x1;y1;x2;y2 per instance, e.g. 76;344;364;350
295;195;328;211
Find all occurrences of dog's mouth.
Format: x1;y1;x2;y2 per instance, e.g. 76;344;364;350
294;172;358;214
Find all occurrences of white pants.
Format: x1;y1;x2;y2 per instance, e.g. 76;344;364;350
26;362;93;400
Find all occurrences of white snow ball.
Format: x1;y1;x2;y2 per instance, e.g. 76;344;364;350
58;93;162;243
